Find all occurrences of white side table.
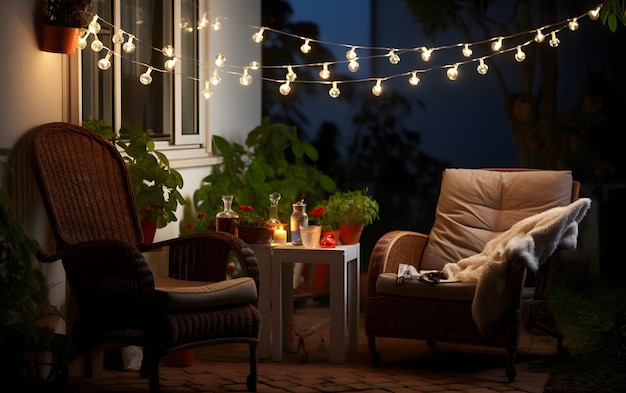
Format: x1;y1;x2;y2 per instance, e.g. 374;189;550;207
271;243;360;363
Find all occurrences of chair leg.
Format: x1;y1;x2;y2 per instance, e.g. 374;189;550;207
523;300;570;357
246;344;257;392
142;353;160;393
367;335;380;366
505;347;517;382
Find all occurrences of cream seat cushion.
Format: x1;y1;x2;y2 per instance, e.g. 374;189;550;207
420;169;573;271
155;276;257;311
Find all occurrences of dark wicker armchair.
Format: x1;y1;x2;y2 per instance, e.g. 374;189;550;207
23;122;261;392
365;168;581;381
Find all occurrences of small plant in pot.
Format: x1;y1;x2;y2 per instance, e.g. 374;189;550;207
39;0;93;54
325;188;379;245
235;205;274;244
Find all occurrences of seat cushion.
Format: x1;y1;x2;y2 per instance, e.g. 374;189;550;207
155;276;257;311
376;273;476;302
420;169;573;270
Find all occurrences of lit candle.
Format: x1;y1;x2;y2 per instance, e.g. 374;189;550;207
273;225;287;244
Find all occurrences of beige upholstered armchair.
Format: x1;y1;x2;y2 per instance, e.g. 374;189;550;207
365;168;586;381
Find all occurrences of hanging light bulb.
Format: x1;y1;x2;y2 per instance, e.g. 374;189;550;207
447;64;459;81
535;28;545;43
347;59;359;72
197;13;209;29
549;31;560;47
112;29;124;44
215;53;226;67
252;27;265;43
420;47;432;62
97;50;112;70
123;35;136;53
249;60;260;70
90;34;103;52
88;15;101;34
346;46;357;61
491;37;503;51
139;66;153;85
371;79;383;96
388;49;400;65
164;57;178;71
462;43;473;57
279;81;291;96
300;38;311;54
162;45;175;57
514;46;526;62
240;67;252;86
589;6;601;21
210;69;221;85
408;71;420;86
328;81;340;98
477;58;488;75
319;63;330;79
77;30;89;50
212;17;221;31
285;65;297;81
568;18;579;31
201;81;214;99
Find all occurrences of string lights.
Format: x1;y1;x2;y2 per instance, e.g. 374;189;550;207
77;4;602;100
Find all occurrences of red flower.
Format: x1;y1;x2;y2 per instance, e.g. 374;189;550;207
197;212;206;219
309;206;325;218
238;205;254;212
186;222;195;230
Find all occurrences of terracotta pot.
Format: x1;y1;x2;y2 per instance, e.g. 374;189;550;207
237;225;273;244
338;224;364;245
140;217;157;244
165;349;194;367
39;24;80;54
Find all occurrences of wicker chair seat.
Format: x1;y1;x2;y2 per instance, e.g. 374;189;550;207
155;276;258;311
375;272;476;301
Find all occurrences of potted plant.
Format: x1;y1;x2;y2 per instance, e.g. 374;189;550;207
38;0;93;54
1;148;71;390
325;188;379;245
235;205;274;244
83;119;186;243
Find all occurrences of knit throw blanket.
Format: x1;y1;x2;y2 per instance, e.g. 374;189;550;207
442;198;592;335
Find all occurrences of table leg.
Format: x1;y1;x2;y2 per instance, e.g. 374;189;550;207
328;258;347;363
348;258;359;353
282;262;294;353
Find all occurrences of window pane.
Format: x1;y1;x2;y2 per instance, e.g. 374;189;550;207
181;0;198;135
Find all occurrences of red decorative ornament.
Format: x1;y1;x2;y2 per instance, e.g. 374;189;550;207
320;231;337;248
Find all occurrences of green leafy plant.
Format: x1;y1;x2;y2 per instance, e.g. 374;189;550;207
325;188;380;227
83;118;186;229
184;117;338;233
41;0;93;28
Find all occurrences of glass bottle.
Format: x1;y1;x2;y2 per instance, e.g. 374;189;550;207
216;195;238;235
266;192;282;230
290;199;308;246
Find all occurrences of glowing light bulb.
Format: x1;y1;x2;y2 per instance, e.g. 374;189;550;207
535;29;545;43
279;81;291;96
123;36;136;53
408;71;420;86
514;46;526;62
215;53;226;67
286;65;297;82
477;58;488;75
240;67;252;86
300;38;311;54
164;57;177;71
568;18;579;31
112;29;124;44
88;15;101;34
348;59;360;72
249;60;260;70
252;27;265;43
162;45;175;57
197;14;209;29
447;64;459;81
549;31;560;47
201;81;213;99
212;17;221;31
346;46;357;61
77;31;89;50
371;79;383;96
97;51;112;70
421;47;432;62
329;82;340;98
210;69;221;85
139;66;153;85
461;43;472;57
491;37;503;51
319;63;330;79
90;34;103;52
388;49;400;65
589;6;601;20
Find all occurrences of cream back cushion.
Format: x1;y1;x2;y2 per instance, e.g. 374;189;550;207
420;168;573;270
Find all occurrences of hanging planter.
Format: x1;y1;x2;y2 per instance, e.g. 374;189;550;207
39;23;80;54
38;0;93;54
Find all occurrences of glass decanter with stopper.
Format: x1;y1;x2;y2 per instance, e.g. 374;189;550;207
216;195;238;235
290;199;308;246
266;192;282;230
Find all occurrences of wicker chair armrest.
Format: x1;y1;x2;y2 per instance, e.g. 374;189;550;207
367;230;429;297
143;232;260;291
